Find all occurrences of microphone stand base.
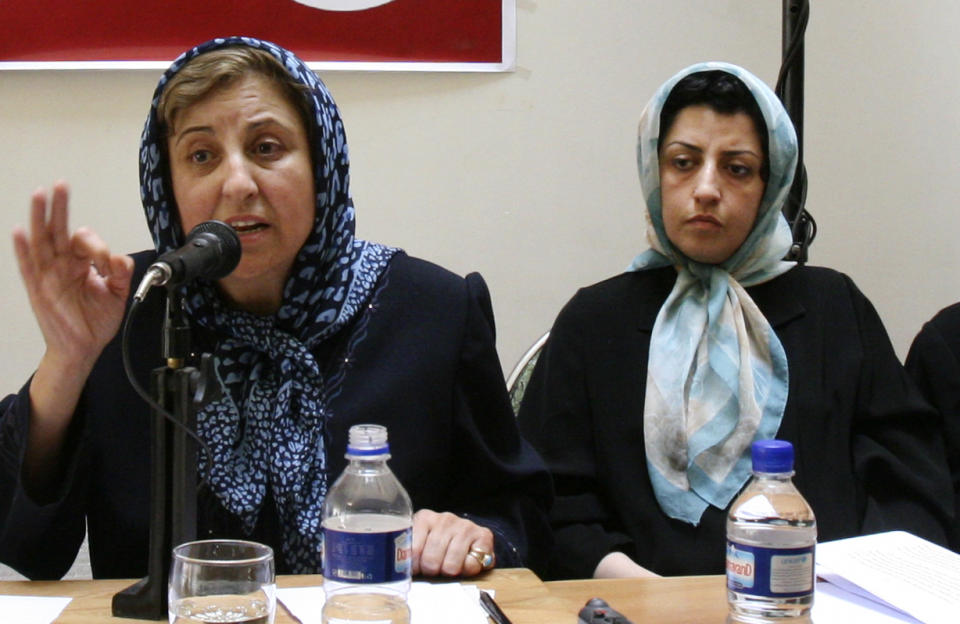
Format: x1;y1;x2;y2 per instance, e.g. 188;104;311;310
112;577;168;621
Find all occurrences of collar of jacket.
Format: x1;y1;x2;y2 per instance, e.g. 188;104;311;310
634;266;806;332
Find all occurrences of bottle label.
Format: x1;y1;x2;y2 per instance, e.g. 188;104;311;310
323;526;412;584
726;540;814;598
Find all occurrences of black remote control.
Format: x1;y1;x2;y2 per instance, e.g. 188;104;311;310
577;597;635;624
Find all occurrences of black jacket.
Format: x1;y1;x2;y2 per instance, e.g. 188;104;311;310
905;302;960;550
518;265;953;579
0;251;552;578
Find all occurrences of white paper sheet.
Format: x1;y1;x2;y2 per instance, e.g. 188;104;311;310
0;595;72;624
812;580;922;623
815;531;960;624
277;582;490;624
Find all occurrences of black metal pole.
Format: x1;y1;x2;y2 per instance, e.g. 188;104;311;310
781;0;805;164
778;0;813;263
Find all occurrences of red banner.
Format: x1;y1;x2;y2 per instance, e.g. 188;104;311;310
0;0;511;70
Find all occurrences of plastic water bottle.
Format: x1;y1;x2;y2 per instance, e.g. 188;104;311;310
322;425;413;624
726;440;816;623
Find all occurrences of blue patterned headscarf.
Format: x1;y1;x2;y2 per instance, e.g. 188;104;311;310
628;62;798;525
139;37;398;571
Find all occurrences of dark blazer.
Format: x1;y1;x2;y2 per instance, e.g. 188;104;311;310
905;302;960;550
0;251;552;579
518;265;953;579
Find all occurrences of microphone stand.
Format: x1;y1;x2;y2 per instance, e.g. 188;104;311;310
112;288;219;620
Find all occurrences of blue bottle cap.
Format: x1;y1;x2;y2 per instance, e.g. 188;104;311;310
346;424;390;457
751;439;794;473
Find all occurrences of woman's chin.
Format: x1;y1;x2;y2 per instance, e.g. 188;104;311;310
217;269;287;314
676;245;735;266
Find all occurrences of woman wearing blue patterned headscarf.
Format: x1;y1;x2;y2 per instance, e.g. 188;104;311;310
141;38;404;574
518;62;952;579
0;37;551;579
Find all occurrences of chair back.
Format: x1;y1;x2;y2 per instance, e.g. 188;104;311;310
506;331;550;415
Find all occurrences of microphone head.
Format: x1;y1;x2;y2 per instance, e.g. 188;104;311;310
184;220;242;280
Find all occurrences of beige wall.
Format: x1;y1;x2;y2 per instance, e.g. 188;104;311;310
2;1;959;389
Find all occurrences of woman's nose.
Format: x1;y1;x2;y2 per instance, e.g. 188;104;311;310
692;163;721;203
222;153;258;201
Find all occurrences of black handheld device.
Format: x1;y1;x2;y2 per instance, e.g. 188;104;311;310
577;598;634;624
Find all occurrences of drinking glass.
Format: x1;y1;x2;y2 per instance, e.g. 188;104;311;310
168;539;276;624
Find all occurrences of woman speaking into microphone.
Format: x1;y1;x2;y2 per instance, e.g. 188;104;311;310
0;37;550;580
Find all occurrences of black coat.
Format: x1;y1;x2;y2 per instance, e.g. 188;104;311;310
518;265;953;579
0;251;552;579
905;302;960;550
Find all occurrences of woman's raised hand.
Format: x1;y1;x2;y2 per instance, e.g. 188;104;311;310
12;182;134;491
13;182;134;369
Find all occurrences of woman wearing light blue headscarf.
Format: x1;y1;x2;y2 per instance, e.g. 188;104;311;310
629;62;797;526
518;62;953;579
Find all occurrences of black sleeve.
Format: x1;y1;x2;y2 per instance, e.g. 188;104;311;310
517;291;633;579
0;381;88;579
846;278;955;545
447;272;554;570
905;310;960;550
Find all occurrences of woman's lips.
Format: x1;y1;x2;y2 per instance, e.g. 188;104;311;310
686;214;722;227
226;218;269;235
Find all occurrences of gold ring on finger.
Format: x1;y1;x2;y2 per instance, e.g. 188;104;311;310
466;547;495;571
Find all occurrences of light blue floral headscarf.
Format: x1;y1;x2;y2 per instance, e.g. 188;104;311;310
139;37;398;571
628;62;798;525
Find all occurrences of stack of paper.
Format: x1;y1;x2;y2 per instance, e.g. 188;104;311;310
277;582;489;624
814;531;960;624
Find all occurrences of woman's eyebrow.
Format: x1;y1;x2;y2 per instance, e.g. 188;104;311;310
663;140;702;152
246;114;294;131
723;148;762;159
663;141;761;161
173;125;214;146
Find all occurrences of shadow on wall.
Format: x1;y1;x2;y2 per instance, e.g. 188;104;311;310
0;533;91;580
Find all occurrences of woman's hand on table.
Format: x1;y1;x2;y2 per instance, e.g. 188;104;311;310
411;509;496;578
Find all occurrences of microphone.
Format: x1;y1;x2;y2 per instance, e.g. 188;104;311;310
134;220;241;301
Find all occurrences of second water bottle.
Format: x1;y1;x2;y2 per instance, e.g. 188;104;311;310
726;439;816;623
